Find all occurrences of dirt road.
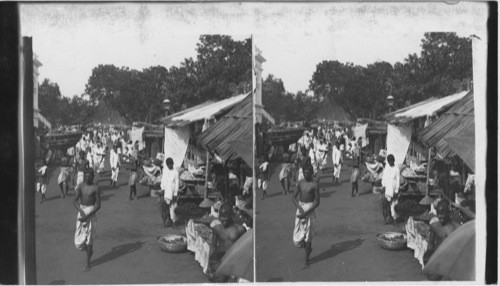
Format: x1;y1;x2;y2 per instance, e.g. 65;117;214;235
255;157;428;282
35;157;208;284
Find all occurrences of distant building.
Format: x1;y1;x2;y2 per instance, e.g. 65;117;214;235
32;54;51;129
254;48;275;124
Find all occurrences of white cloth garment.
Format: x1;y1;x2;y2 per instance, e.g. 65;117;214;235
316;143;328;170
86;152;94;169
309;148;317;174
74;204;97;250
161;168;180;204
352;123;368;148
164;126;190;169
386;123;413;166
332;146;342;178
382;164;400;219
110;149;120;169
110;150;120;182
293;201;316;247
95;146;106;173
382;164;400;199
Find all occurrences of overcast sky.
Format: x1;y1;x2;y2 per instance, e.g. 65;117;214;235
20;2;488;97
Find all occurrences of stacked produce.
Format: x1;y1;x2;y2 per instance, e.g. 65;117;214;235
395;199;427;216
175;202;209;218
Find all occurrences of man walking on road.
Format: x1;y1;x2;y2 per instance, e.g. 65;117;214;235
109;145;120;188
73;168;101;272
292;164;320;269
331;141;342;184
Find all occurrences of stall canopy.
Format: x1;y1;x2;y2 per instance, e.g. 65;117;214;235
161;93;249;127
418;91;475;170
385;90;469;124
198;93;252;165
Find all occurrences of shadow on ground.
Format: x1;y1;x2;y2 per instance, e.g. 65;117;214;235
91;241;145;267
309;238;364;265
320;190;337;198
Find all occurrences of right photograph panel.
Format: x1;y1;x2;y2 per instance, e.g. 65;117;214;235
254;2;487;282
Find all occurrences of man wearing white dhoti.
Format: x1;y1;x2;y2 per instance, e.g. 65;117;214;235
292;165;320;269
73;168;101;272
331;142;342;184
109;145;120;188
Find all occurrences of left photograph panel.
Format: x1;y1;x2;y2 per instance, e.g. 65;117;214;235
20;3;254;283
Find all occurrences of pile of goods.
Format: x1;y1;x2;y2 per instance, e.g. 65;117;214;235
157;234;187;253
412;220;431;238
395;199;427;217
376;232;407;250
180;170;196;181
175;202;209;219
192;213;216;226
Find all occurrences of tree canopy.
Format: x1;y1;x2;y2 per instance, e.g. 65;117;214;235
265;32;473;123
83;35;251;123
38;79;95;128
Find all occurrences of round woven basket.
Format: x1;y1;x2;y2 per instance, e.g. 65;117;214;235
157;234;187;253
376;232;407;250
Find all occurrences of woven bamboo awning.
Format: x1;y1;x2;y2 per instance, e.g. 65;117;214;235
418;91;475;161
198;94;252;163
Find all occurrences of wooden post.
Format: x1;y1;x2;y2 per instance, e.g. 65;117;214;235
224;161;229;201
203;151;211;199
426;147;432;195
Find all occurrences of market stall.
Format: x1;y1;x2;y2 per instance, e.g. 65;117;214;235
384;90;469;199
130;122;164;159
418;90;475;201
198;93;254;200
160;92;250;200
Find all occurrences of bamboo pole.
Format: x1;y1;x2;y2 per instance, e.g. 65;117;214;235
420;147;434;205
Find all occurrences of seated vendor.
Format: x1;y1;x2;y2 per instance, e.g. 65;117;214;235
424;199;461;280
212;202;246;252
209;202;246;282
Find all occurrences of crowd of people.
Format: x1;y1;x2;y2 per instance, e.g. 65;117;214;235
258;125;363;200
257;123;476;273
36;126;254;276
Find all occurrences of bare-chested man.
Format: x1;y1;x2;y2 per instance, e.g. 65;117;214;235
424;199;460;280
73;168;101;272
292;164;320;269
209;202;246;282
213;202;247;252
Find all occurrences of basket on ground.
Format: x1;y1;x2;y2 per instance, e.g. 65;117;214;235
157;234;187;253
376;232;407;250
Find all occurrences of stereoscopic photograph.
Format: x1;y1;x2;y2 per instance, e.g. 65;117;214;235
18;2;489;284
